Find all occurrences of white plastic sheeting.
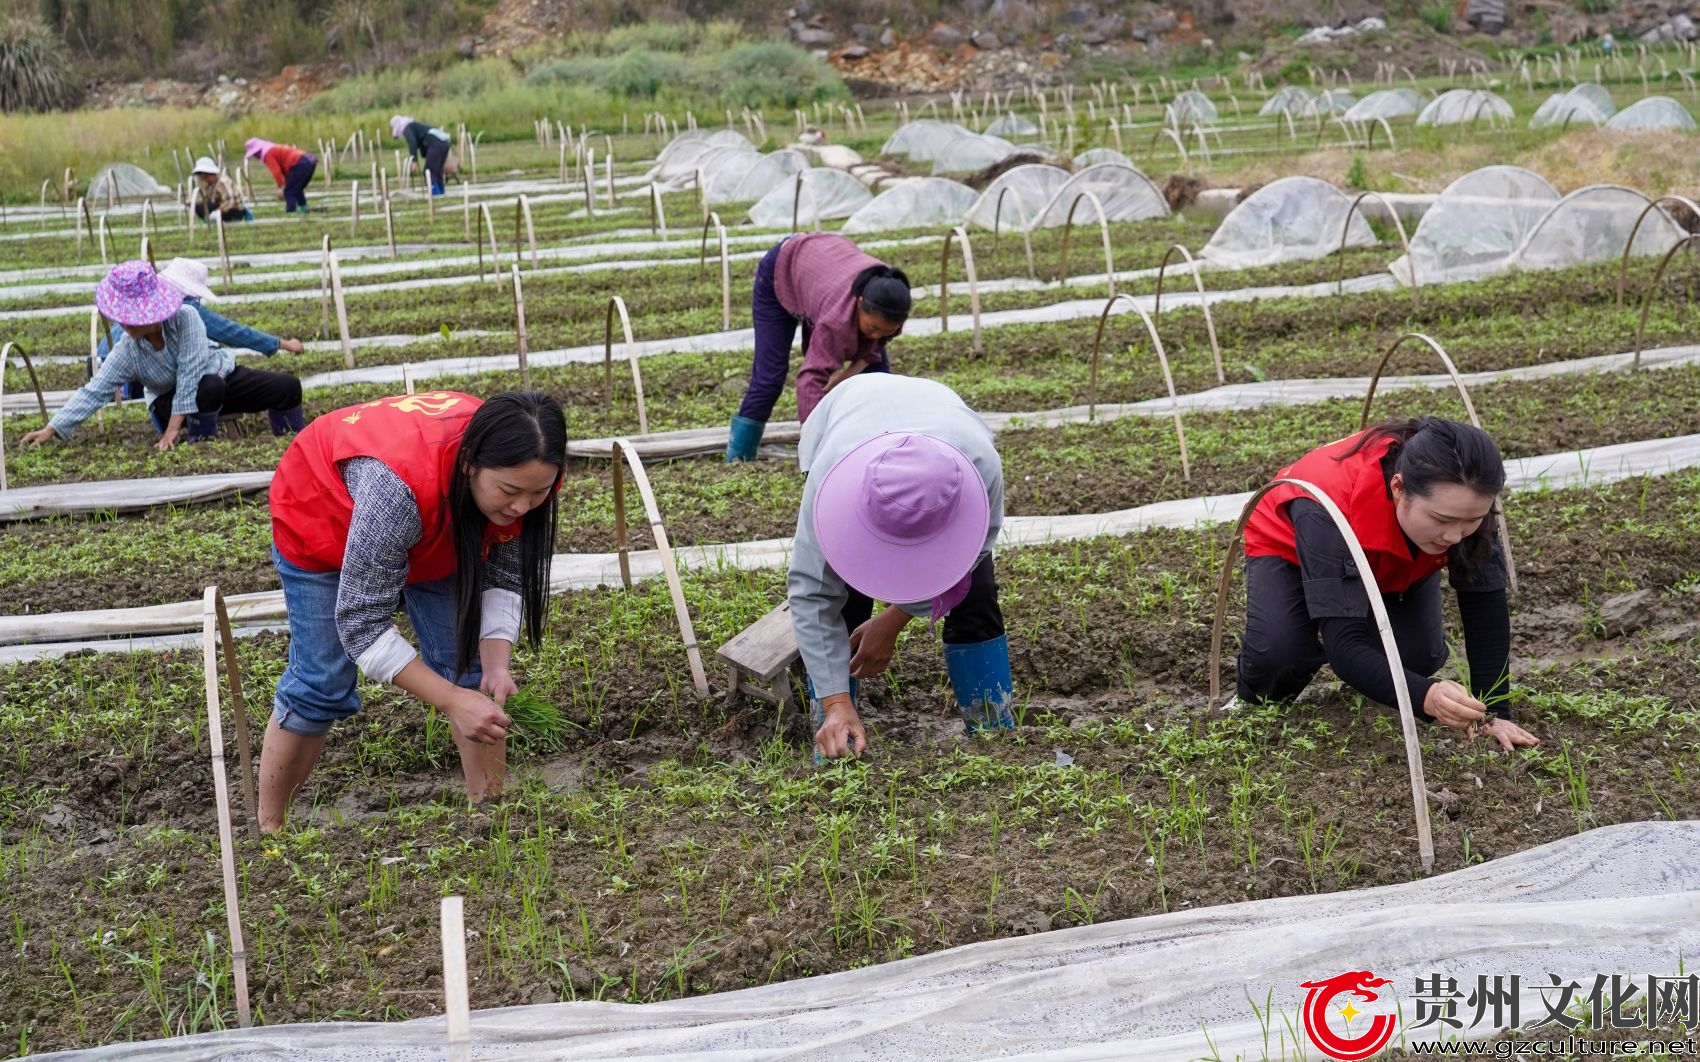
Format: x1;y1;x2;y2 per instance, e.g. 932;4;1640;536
1032;163;1169;229
1604;95;1697;131
983;113;1039;137
1200;176;1376;268
85;163;172;201
1300;88;1356;116
30;823;1700;1062
880;120;975;162
840;178;979;234
1167;89;1218;126
1388;165;1561;285
1258;85;1312;116
1070;148;1132;169
703;150;810;206
649;130;755;186
1340;88;1423;123
962;163;1071;231
931;133;1020;175
747;169;872;227
1417;88;1514;126
1530;83;1617;127
1508;183;1686;272
680;145;758;197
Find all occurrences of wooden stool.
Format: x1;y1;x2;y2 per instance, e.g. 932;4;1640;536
717;602;802;715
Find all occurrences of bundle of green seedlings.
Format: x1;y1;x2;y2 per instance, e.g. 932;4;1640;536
502;686;570;750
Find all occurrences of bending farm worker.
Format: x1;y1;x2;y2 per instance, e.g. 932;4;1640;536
188;155;251;222
21;260;304;451
261;390;566;832
96;259;307;424
245;137;318;215
789;374;1013;760
1236;417;1539;752
726;232;912;462
391;115;453;196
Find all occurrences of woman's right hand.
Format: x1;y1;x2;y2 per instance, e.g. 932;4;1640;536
1422;680;1487;728
443;686;510;745
21;426;56;447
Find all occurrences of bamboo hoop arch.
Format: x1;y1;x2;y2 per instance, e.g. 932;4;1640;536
139;235;156;273
1206;479;1436;873
475;203;500;282
1632;233;1700;372
1057;191;1117;296
326;250;355;369
1089;295;1190;479
1152;244;1225;385
349;179;361;237
1359;332;1518;595
1150;126;1190;166
140;198;156;241
610;439;711;697
693;167;707;221
649;183;669;240
991;187;1037;278
318;235;333;341
213;212;233;289
510;266;532;390
1613;195;1700;308
1365;116;1397;151
790;172;822;233
2;340;48;420
604;296;650;435
461;180;472;239
514;195;540;270
96;213;111;265
938;226;983;354
697;211;731;331
199;587;256;1028
1338;191;1417;309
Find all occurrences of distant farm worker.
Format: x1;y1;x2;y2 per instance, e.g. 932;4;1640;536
20;261;304;450
260;390;566;832
726;232;912;462
790;373;1011;760
245;137;318;215
1236;417;1539;752
391;115;453;197
188;156;251;222
97;260;307;416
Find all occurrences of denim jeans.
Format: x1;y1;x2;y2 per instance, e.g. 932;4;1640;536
271;546;481;735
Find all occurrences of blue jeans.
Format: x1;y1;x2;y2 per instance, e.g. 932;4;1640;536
271;546;481;736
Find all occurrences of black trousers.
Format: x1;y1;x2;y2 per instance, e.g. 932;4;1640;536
148;366;302;428
838;553;1005;644
1236;555;1447;703
423;138;450;188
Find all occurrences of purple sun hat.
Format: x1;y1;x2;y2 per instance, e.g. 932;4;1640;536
812;432;990;604
95;260;184;328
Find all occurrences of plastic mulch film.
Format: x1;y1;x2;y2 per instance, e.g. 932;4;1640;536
746;168;872;227
1509;183;1686;272
1530;83;1617;127
1199;176;1375;268
840;178;979;234
85;163;173;201
1340;88;1423;123
704;150;810;206
1070;148;1133;169
962;163;1072;231
1387;165;1561;285
1032;163;1169;229
1258;85;1312;116
1417;88;1514;126
1167;89;1218;125
1604;95;1698;132
983;112;1040;137
930;133;1020;176
27;825;1700;1062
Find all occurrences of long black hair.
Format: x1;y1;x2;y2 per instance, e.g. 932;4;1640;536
1342;416;1506;573
447;391;567;675
851;263;912;324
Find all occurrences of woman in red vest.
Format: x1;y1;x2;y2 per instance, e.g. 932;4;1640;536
245;138;318;214
1238;417;1538;752
262;390;566;832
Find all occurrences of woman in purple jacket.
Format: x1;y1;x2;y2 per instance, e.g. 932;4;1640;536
726;232;912;461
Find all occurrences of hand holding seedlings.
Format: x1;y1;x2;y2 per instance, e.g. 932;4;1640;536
848;607;911;679
279;338;305;354
1423;680;1487;728
480;668;518;707
20;425;57;447
154;424;182;452
1474;716;1541;752
444;687;511;746
814;694;867;760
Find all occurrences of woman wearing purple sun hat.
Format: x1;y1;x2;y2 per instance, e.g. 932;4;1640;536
788;373;1012;760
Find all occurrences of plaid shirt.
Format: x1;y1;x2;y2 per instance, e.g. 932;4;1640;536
49;306;232;437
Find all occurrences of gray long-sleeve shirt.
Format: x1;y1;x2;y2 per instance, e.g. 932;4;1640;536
787;374;1003;699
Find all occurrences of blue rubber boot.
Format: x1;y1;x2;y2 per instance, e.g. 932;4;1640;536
806;675;860;763
726;414;766;463
184;412;220;443
944;635;1016;733
431;182;446;197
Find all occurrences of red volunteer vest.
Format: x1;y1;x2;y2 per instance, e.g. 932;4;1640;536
1242;430;1448;594
270;391;516;584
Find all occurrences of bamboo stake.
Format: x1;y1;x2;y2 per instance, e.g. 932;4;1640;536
441;897;471;1062
326;251;354;369
610;440;711;697
515;196;539;270
938;226;983;354
214;212;233;289
604;296;649;435
511;265;532;390
350;179;361;237
199;587;254;1028
698;212;731;331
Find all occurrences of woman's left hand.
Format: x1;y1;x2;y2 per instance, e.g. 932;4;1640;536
1473;716;1540;752
481;669;518;708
